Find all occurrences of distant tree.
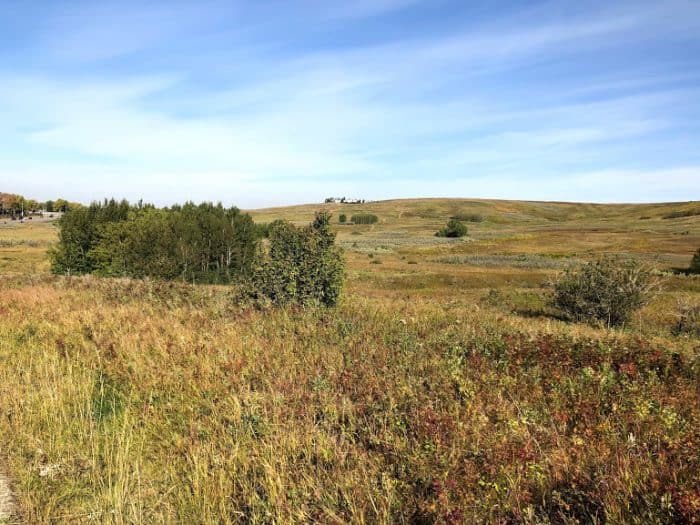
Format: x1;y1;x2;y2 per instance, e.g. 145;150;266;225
54;199;70;212
436;219;467;238
45;200;55;212
24;199;39;213
339;213;347;224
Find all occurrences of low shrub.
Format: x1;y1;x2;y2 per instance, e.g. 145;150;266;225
338;213;347;224
351;213;378;225
435;219;467;238
672;298;700;336
551;257;659;326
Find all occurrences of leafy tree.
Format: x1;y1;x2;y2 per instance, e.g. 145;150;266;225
339;214;347;223
436;219;467;238
552;257;659;327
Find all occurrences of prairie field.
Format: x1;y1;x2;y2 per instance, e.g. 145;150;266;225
1;198;700;524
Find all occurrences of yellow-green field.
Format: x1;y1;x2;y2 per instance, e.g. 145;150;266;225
1;199;699;523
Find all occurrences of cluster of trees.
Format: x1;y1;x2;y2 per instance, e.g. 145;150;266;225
50;199;260;284
324;197;366;204
0;193;78;216
43;199;77;213
50;200;346;306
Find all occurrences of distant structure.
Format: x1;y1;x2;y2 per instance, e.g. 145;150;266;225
324;197;365;204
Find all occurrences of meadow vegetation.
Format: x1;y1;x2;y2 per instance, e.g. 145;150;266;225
0;197;699;523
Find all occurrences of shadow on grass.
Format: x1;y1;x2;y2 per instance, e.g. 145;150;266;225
669;267;698;275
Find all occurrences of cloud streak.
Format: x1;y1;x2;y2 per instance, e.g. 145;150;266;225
0;0;698;205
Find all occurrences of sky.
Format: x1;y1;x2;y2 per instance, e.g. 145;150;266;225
1;0;699;207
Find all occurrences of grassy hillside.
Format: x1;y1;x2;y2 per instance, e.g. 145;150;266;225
0;198;699;523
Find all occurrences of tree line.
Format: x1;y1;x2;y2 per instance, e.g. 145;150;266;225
50;199;345;305
50;199;260;284
0;192;79;216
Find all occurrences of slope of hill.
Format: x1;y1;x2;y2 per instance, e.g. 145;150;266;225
251;198;700;296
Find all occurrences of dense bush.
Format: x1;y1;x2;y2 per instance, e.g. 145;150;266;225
338;213;347;224
246;211;344;306
435;218;468;238
50;199;258;283
351;213;378;225
690;247;700;274
552;257;659;326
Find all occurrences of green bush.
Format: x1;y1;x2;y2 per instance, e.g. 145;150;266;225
351;213;378;225
690;247;700;274
552;257;659;326
246;212;344;306
338;214;347;224
435;219;468;238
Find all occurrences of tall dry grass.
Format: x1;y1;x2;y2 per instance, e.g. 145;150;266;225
0;275;698;523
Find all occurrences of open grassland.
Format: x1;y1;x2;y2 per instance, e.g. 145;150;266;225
1;198;700;523
0;221;56;274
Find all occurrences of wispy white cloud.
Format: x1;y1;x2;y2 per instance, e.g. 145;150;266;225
0;0;698;204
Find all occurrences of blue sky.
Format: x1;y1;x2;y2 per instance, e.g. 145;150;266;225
1;0;699;207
